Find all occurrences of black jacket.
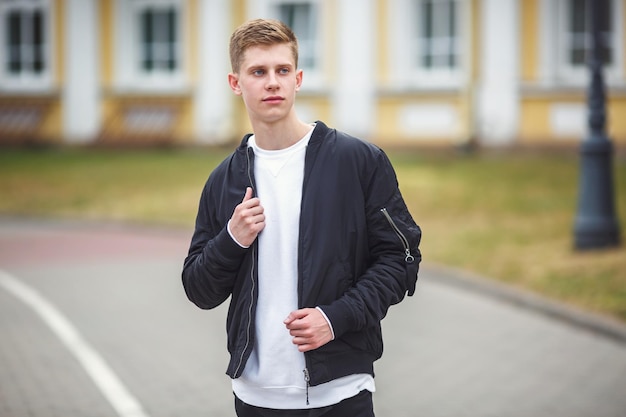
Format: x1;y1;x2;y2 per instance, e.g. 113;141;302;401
182;121;421;386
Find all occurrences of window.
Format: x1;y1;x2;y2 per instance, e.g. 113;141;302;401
566;0;613;67
538;0;623;86
247;0;324;88
388;0;465;89
0;0;52;89
418;0;459;70
277;2;317;70
115;0;185;91
138;5;178;73
552;0;624;84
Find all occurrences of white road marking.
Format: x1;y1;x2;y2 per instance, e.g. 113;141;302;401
0;269;151;417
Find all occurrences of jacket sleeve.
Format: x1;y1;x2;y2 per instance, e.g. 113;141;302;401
182;182;249;309
319;148;422;339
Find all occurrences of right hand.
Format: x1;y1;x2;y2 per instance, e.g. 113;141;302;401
229;187;265;247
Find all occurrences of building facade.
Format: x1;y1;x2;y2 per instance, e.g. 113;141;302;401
1;0;625;147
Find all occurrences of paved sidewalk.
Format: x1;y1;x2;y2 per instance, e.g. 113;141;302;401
1;218;625;417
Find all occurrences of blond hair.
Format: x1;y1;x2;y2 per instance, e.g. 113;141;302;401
229;19;299;73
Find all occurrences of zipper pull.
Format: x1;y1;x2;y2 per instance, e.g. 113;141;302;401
405;248;415;263
303;368;310;405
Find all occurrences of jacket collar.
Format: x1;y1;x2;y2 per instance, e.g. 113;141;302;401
236;120;328;152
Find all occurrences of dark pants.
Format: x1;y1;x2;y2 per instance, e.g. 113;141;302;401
234;389;375;417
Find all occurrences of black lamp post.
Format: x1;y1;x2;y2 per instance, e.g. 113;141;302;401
573;0;620;249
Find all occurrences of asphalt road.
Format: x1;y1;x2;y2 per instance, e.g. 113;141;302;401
1;219;625;417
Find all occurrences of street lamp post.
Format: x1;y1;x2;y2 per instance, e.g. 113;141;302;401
573;0;620;249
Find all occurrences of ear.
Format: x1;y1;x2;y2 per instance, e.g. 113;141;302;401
228;73;242;95
295;69;303;92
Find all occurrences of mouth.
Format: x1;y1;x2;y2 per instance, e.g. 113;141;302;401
262;96;284;103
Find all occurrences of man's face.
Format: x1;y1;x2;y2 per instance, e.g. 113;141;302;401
228;43;302;125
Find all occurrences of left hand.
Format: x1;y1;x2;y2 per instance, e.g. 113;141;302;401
284;308;333;352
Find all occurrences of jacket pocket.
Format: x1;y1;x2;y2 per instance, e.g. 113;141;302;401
380;207;415;264
380;207;420;296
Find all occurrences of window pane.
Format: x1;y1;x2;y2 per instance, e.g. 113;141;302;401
167;7;176;71
141;10;153;70
279;3;315;68
568;0;613;67
4;6;49;78
7;12;22;73
139;6;179;73
448;0;456;67
154;10;166;70
421;1;433;67
33;10;44;73
8;11;21;45
419;0;458;70
598;0;611;65
570;0;585;33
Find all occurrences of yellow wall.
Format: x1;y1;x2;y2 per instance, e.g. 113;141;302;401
180;0;196;141
4;0;626;147
605;98;626;142
232;0;246;27
187;0;199;85
517;0;626;144
96;0;198;144
54;0;64;88
519;98;560;142
100;0;113;89
520;0;538;82
519;96;626;143
46;0;65;141
375;95;464;146
100;96;194;144
622;0;626;79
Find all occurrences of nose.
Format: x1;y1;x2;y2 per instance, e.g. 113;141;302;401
266;72;279;90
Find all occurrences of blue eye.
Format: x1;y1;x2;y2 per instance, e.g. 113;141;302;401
253;69;264;76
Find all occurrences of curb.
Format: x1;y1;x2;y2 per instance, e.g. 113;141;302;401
423;263;626;345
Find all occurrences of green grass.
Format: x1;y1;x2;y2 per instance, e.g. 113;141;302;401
1;147;625;321
0;148;229;224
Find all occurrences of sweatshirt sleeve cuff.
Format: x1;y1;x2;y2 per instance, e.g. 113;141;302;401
316;306;335;340
227;220;250;249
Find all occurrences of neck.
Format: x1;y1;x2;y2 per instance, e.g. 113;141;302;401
251;116;312;150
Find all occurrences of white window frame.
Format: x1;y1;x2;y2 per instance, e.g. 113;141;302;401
389;0;467;90
0;0;54;92
114;0;187;92
557;0;623;83
275;2;318;71
543;0;624;86
246;0;325;90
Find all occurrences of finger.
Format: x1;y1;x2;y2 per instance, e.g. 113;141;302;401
291;334;311;345
297;344;315;353
293;341;316;353
289;328;310;337
242;187;253;203
244;204;264;217
284;309;308;326
283;314;294;326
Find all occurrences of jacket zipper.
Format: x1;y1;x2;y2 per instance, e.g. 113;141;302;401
233;246;255;376
234;147;257;377
303;368;310;405
381;208;415;263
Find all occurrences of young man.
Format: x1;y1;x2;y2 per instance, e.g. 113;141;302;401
182;18;421;416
